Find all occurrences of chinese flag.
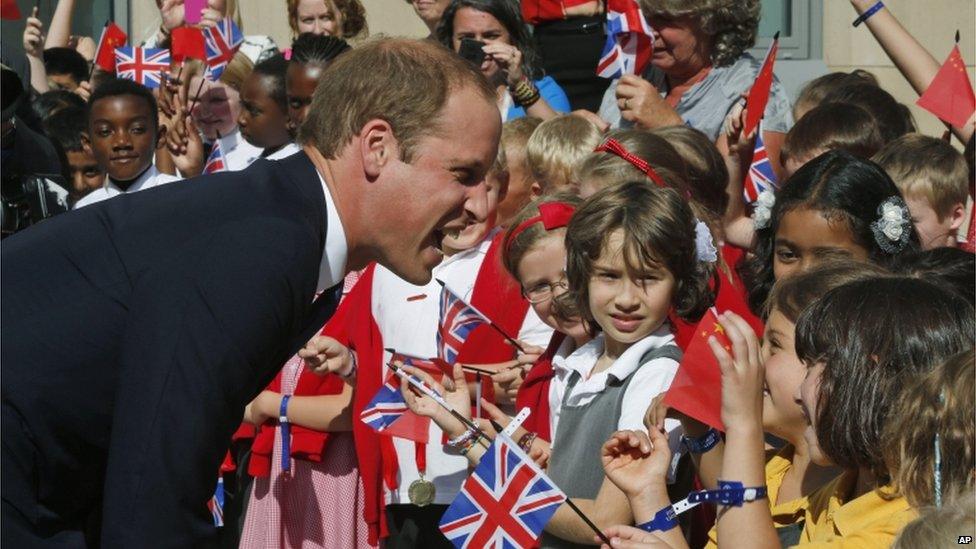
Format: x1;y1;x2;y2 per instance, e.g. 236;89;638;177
663;308;738;431
171;26;206;62
917;45;976;129
93;22;128;72
742;32;780;138
0;0;21;20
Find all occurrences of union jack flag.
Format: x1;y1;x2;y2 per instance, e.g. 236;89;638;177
360;376;409;433
439;434;566;548
204;139;226;174
596;0;654;79
203;18;243;80
743;122;778;204
207;476;225;527
436;281;488;364
114;47;170;89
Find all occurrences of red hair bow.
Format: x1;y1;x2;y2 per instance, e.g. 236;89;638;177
505;202;577;253
594;138;668;189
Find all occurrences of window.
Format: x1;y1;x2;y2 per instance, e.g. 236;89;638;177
750;0;822;61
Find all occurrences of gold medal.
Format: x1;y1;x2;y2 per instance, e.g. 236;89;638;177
407;476;436;507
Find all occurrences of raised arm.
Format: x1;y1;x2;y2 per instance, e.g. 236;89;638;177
850;0;975;142
44;0;76;49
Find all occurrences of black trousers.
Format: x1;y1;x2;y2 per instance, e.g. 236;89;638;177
385;504;455;549
533;16;612;113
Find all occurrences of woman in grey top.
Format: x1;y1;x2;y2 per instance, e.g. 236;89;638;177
597;0;793;179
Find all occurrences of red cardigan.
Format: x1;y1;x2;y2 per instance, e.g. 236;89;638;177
329;231;532;545
514;331;566;443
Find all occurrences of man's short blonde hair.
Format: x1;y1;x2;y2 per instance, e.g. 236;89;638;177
298;37;495;162
872;134;969;219
525;115;602;192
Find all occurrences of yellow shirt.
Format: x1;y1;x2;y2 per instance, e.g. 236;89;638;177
704;445;812;548
794;470;917;548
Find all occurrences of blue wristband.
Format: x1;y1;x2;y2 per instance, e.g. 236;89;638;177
637;505;678;533
279;395;291;472
687;480;768;507
852;1;884;27
681;428;721;454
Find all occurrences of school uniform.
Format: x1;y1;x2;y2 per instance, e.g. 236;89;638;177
796;471;916;548
219;129;264;172
324;228;552;545
265;142;302;161
72;164;181;209
515;332;572;442
542;327;685;548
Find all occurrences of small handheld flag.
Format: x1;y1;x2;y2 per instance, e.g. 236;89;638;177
439;434;567;548
436;282;489;364
203;139;226;174
208;476;225;527
203;18;244;80
742;32;780;138
742;122;778;204
171;26;207;62
114;47;170;89
596;0;654;79
1;0;21;20
360;376;410;433
662;308;736;431
93;21;128;72
917;41;976;129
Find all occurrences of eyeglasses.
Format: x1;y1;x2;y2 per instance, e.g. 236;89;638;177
522;277;569;304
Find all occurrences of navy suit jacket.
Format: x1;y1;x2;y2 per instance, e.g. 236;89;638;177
2;152;338;546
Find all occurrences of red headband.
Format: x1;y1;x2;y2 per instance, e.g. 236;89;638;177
594;138;668;189
505;202;576;253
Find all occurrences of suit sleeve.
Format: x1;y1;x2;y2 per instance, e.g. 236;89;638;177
99;218;320;547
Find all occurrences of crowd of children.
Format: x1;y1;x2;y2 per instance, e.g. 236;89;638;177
1;0;974;547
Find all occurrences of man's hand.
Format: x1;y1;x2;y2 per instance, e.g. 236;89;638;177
298;335;355;377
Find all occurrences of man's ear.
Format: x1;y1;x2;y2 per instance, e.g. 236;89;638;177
948;202;967;232
360;119;397;179
155;125;167;151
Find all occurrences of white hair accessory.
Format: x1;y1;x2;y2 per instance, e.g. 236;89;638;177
752;190;776;230
695;220;718;263
871;196;912;253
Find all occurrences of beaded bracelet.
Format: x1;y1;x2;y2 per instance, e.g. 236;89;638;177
448;426;479;449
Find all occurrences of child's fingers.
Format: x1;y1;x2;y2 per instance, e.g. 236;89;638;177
708;335;735;376
719;314;749;371
725;312;761;369
479;398;510;425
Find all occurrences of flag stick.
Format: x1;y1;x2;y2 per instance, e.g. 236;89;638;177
389;362;490;449
187;72;207;115
88;20;110;81
564;498;614;546
460;364;495;376
488;322;527;354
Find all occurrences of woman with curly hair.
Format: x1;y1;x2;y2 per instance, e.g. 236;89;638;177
597;0;793;176
286;0;368;41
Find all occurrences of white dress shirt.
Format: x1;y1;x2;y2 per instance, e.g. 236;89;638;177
315;172;347;292
73;165;181;209
371;228;552;505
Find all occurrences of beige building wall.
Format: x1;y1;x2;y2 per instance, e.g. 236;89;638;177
823;0;976;138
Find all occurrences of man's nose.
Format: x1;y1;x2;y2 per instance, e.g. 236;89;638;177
464;179;489;223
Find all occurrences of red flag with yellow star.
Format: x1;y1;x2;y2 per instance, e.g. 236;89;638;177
917;44;976;128
663;308;732;431
94;22;128;72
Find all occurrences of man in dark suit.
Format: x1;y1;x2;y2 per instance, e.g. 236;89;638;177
1;38;501;547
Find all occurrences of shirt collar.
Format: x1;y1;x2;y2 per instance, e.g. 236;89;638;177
558;325;675;380
316;171;348;292
831;476;913;537
107;164;158;193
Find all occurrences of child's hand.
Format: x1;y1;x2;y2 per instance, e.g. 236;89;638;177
71;36;97;62
23;7;45;58
644;392;711;438
400;362;471;439
73;81;92;102
709;312;764;433
491;367;524;405
515;340;544;367
724;95;757;165
244;390;279;426
601;427;671;498
198;6;223;29
159;0;186;32
298;335;354;377
596;524;673;548
572;109;610;132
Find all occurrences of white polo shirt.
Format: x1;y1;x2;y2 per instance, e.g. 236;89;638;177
371;229;552;505
73;165;181;209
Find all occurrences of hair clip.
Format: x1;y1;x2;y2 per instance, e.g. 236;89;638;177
695;220;718;263
870;196;911;254
505;202;577;253
752;190;776;230
594;138;667;189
